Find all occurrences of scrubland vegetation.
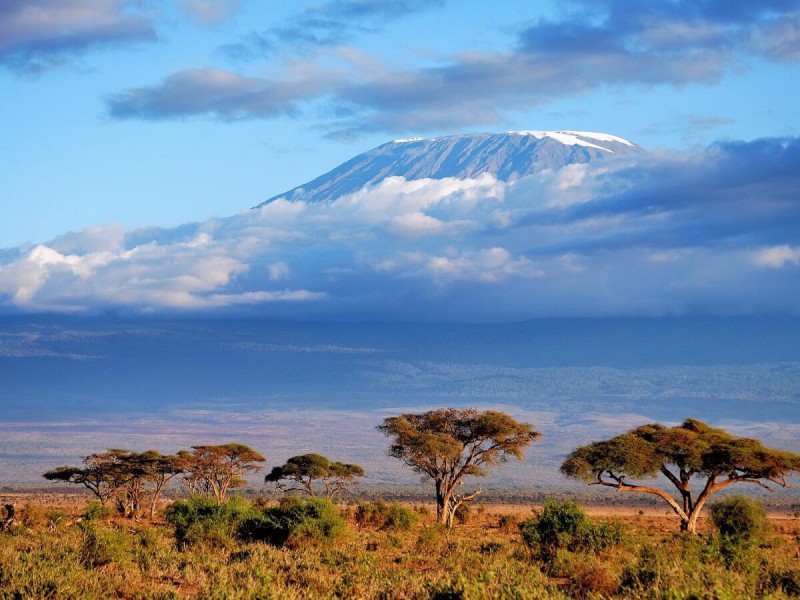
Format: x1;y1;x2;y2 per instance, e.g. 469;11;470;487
1;494;799;598
2;410;800;598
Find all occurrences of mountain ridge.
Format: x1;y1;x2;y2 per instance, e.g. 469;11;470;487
255;130;643;207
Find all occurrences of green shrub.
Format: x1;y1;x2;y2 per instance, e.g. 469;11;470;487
354;499;418;531
710;496;767;541
620;544;670;593
383;503;419;531
708;496;769;569
453;503;471;525
277;495;304;511
79;522;126;568
239;497;345;547
165;495;255;547
84;500;111;521
520;500;622;561
354;501;380;527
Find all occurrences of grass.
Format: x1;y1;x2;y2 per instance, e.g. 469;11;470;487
0;495;799;599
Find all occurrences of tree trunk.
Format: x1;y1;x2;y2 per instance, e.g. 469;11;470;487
685;495;711;534
445;507;455;528
149;492;160;520
435;480;446;524
436;493;450;525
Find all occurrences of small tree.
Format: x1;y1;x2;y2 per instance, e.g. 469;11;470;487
44;449;185;520
137;450;185;519
265;453;365;500
378;408;540;527
43;449;137;507
561;418;800;533
182;444;266;503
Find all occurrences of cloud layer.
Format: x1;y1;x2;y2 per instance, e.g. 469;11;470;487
0;0;158;74
106;0;800;136
0;138;798;319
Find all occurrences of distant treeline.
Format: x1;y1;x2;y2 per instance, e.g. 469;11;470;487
39;408;800;533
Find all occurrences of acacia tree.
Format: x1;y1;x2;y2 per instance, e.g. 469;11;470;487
561;418;800;534
378;408;540;527
183;444;266;503
265;453;365;500
43;448;138;507
137;450;185;519
44;449;186;519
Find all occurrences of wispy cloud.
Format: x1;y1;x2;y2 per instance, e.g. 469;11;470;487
178;0;242;26
106;0;800;136
218;0;445;62
106;68;330;120
0;0;158;74
0;138;798;318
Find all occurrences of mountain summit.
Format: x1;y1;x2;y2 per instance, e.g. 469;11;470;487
256;130;643;206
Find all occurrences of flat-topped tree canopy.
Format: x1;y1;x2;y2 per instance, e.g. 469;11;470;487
265;453;365;499
184;444;266;503
561;418;800;533
378;408;541;527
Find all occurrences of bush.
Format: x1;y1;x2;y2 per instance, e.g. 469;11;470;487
620;544;670;593
566;556;619;599
84;500;111;521
354;499;418;531
165;495;255;547
240;497;345;547
354;500;383;528
79;522;126;568
710;496;767;542
520;500;622;561
497;514;519;532
19;503;47;529
453;503;471;525
384;503;419;531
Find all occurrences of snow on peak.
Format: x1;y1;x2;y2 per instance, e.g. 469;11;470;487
568;131;635;147
393;137;425;143
506;130;634;153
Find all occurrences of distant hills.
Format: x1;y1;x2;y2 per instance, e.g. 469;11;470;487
256;130;643;206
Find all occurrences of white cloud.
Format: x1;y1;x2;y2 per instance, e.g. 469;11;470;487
389;211;447;236
426;248;542;283
752;245;800;268
49;224;126;254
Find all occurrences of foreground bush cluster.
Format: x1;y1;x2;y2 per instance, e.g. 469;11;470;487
1;495;799;599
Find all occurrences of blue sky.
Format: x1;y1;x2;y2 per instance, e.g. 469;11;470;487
0;0;799;318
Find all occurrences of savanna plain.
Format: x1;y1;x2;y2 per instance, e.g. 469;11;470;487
1;490;799;599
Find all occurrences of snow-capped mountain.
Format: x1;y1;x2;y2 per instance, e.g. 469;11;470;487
256;130;643;206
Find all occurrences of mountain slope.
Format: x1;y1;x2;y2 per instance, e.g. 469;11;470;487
256;130;643;206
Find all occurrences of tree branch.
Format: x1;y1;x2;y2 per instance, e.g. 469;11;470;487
592;470;688;521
